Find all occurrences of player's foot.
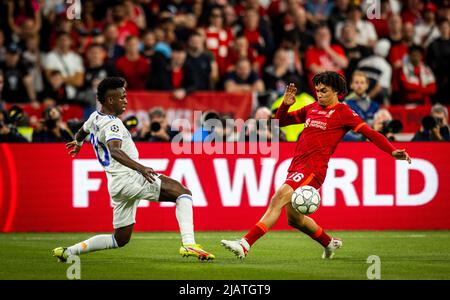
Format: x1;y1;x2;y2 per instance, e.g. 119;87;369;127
179;244;215;261
52;247;69;262
322;238;342;259
220;239;249;259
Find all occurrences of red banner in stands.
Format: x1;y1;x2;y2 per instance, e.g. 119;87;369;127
125;91;254;128
0;142;449;232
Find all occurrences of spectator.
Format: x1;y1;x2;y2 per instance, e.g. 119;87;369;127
0;43;38;106
141;30;156;61
279;31;304;77
238;8;275;61
335;4;378;48
43;32;84;100
39;70;68;105
328;0;350;36
226;34;261;75
271;2;314;54
401;0;424;25
427;19;450;104
0;107;28;143
397;45;436;105
22;34;44;98
224;58;265;93
388;21;415;69
262;48;302;99
103;24;125;64
32;106;72;142
6;0;41;45
148;42;196;100
431;103;450;140
373;108;403;141
414;2;440;48
78;43;115;109
0;30;6;63
109;2;140;47
235;0;268;18
412;113;449;142
123;0;147;30
115;35;150;90
305;0;334;26
338;21;371;84
387;13;403;45
192;110;222;142
185;32;218;90
203;5;234;77
357;39;393;104
305;24;348;93
139;107;178;142
240;106;285;142
344;71;379;141
345;71;380;126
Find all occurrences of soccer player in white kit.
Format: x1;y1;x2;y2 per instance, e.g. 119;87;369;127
52;77;215;261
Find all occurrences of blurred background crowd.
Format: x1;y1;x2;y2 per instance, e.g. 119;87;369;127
0;0;449;143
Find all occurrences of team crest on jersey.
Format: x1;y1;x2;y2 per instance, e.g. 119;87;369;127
326;109;335;118
111;125;119;132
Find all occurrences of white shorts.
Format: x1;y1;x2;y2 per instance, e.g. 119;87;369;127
107;170;162;229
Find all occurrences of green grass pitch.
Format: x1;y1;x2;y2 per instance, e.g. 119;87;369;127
1;231;449;280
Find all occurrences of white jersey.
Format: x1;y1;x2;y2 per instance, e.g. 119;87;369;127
82;111;139;174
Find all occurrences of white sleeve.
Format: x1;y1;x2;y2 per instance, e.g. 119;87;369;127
72;54;85;73
368;23;378;41
379;63;392;89
43;52;58;70
104;119;124;143
82;113;96;133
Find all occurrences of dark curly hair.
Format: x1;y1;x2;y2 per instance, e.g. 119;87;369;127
97;77;126;104
312;71;348;98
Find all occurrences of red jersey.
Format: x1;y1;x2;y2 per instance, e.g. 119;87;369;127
276;101;365;184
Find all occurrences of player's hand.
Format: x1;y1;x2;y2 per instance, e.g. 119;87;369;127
66;141;81;158
283;83;297;106
139;167;158;183
392;149;411;164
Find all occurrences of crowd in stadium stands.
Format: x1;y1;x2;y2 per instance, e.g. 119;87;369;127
0;0;449;143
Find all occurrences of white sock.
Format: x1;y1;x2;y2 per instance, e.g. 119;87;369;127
67;234;118;255
176;194;196;245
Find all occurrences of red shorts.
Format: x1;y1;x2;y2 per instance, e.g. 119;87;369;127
284;171;321;191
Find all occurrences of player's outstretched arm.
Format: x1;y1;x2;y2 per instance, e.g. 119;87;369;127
107;139;158;182
66;128;89;158
358;125;412;164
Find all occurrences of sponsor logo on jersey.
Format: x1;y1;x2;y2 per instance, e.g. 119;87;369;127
305;118;327;130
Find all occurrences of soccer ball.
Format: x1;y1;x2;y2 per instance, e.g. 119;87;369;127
291;185;321;215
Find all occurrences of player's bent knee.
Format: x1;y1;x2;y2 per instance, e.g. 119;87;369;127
115;236;130;248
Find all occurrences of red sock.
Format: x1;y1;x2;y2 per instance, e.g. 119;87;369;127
309;226;332;247
244;222;268;246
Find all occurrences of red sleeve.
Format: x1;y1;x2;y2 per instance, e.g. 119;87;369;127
358;124;396;155
331;45;346;58
275;102;310;127
339;105;366;131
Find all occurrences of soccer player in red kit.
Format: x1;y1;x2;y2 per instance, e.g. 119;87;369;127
221;71;411;259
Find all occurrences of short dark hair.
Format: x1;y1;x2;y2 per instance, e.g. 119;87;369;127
97;77;126;104
313;71;348;96
408;45;424;55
